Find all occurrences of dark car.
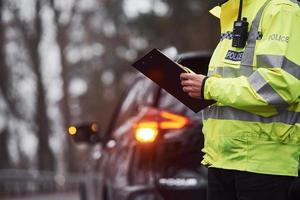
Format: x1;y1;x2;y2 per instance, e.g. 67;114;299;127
71;52;211;200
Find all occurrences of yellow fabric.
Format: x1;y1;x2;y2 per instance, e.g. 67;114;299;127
219;0;264;33
202;0;300;176
209;6;221;18
202;119;300;176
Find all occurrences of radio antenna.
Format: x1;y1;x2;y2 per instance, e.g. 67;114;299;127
238;0;243;20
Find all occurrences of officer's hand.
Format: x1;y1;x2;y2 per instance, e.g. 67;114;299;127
180;73;206;99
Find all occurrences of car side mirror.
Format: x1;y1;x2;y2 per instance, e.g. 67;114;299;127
68;122;102;144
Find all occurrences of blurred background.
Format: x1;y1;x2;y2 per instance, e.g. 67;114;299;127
0;0;219;199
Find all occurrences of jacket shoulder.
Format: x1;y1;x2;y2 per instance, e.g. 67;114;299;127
270;0;298;6
267;0;300;11
262;0;300;19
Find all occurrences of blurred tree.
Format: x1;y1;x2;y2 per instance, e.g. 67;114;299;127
125;0;219;51
14;0;55;172
49;0;80;173
30;0;55;172
0;0;11;170
1;0;220;176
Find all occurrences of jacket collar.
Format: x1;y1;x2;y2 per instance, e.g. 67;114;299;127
210;0;251;19
211;0;268;33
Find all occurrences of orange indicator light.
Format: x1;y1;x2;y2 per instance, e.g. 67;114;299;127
68;126;77;135
160;111;188;129
135;122;159;143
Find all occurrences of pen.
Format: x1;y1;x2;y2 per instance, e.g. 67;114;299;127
176;57;183;64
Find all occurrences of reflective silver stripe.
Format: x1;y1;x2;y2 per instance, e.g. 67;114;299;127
208;66;253;78
248;71;289;109
203;106;300;125
211;55;300;79
257;55;300;80
248;71;285;105
241;0;271;67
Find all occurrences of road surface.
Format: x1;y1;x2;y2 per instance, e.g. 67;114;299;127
2;192;80;200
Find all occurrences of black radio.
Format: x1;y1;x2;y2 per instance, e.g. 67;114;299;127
232;17;249;48
232;0;249;48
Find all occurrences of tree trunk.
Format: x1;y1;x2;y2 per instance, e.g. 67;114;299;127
27;0;55;173
49;0;80;173
0;129;10;169
0;0;11;170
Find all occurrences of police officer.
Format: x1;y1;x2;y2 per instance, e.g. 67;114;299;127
180;0;300;199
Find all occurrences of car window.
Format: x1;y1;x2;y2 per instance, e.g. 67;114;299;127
111;78;157;139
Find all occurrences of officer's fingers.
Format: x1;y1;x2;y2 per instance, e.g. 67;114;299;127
182;79;202;88
181;80;193;87
182;86;193;93
189;74;205;81
180;73;194;80
183;86;200;94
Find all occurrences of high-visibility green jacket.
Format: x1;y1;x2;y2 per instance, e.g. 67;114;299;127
202;0;300;176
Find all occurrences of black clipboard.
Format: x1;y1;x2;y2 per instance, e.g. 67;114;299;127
132;49;215;113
